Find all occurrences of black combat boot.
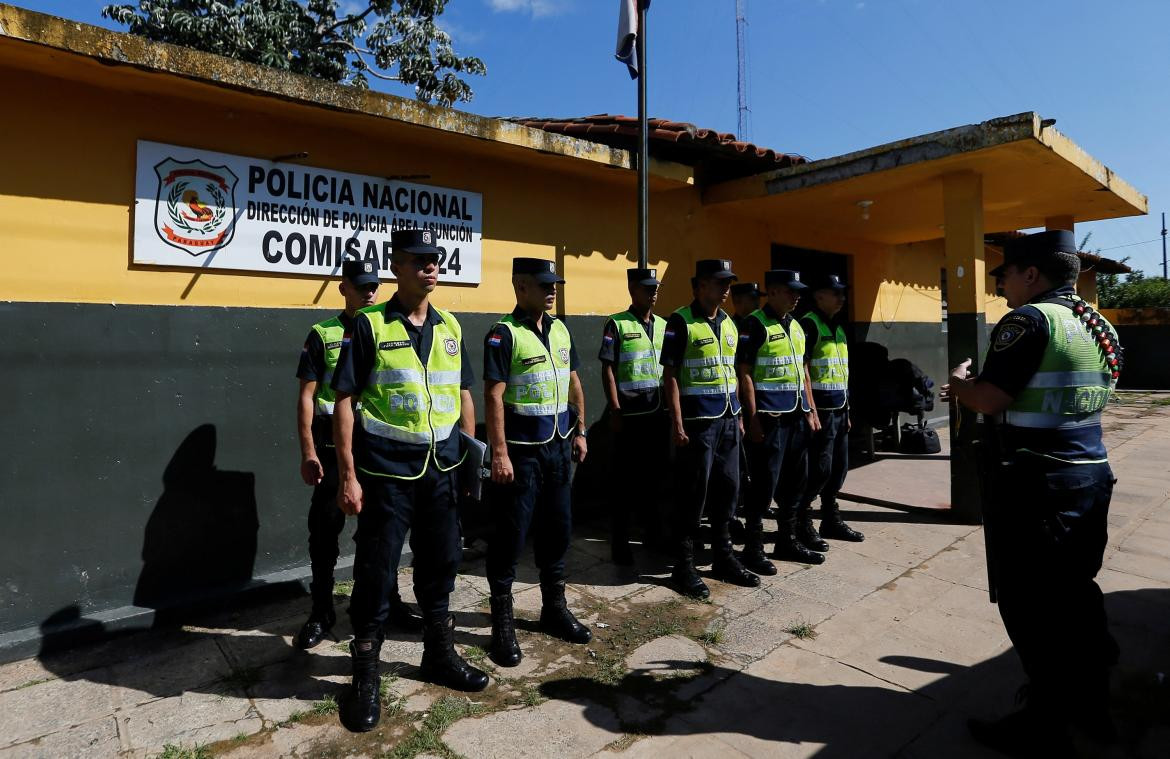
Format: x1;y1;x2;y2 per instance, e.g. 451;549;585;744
772;531;826;565
294;583;336;650
670;538;710;600
342;638;382;732
795;517;830;552
488;593;522;667
420;616;489;692
740;529;778;576
819;503;865;542
712;551;761;587
385;592;424;633
539;581;592;644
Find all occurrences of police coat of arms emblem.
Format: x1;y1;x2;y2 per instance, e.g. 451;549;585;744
153;157;238;255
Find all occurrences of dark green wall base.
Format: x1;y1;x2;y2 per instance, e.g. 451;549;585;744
0;301;606;660
1113;325;1170;389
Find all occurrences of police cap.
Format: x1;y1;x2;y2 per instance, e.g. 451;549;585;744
627;267;661;286
808;273;847;291
989;230;1077;278
764;269;808;290
694;259;737;280
391;228;442;259
513;257;565;284
342;258;380;286
730;282;762;297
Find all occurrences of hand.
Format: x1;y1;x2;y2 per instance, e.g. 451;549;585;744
607;411;624;435
491;451;514;484
572;433;588;463
805;410;821;432
747;414;764;444
300;456;324;486
847;415;852;432
737;416;745;437
673;424;690;447
338;475;363;516
940;358;973;403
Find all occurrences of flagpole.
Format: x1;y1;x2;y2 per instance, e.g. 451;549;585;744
636;0;649;269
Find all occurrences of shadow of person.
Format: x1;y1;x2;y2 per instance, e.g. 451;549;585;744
34;426;343;705
133;424;258;616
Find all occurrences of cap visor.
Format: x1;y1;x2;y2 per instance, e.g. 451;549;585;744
711;271;737;280
347;273;381;286
988;264;1006;278
788;281;809;290
533;272;566;284
636;277;661;287
397;243;443;258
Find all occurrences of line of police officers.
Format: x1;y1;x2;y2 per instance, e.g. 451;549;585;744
295;231;867;732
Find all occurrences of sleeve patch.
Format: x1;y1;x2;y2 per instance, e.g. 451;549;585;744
993;324;1026;351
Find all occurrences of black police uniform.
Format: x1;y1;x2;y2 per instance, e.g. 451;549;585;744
728;282;761;543
332;295;474;637
597;269;669;563
799;302;863;544
737;302;820;566
294;314;352;639
972;281;1119;743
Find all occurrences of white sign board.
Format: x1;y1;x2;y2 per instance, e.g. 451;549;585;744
132;140;483;284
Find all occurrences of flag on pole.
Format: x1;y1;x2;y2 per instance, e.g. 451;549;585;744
615;0;650;79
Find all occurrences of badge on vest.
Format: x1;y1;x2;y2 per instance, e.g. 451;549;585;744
622;332;641;340
693;337;715;347
558;347;570;364
443;337;459;356
325;340;344;350
379;340;412;350
521;355;547;367
725;333;736;347
768;333;786;342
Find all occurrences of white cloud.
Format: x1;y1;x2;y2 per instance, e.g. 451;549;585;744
487;0;571;18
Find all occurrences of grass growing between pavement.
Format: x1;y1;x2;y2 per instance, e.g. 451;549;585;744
785;621;818;640
156;744;212;759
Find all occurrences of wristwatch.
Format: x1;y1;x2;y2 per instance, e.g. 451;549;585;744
575;426;588;439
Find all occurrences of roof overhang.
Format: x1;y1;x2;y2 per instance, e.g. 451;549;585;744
702;113;1148;244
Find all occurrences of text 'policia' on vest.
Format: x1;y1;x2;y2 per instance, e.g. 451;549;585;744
750;308;807;414
674;304;741;420
610;309;667;415
804;310;849;410
357;304;464;478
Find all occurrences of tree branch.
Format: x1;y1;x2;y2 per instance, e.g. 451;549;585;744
319;2;377;36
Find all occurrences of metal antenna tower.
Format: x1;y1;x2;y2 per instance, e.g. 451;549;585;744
735;0;749;139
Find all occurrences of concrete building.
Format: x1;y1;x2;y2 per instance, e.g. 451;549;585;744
0;3;1145;657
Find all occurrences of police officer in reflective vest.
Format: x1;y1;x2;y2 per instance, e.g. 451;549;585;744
798;273;865;550
294;259;423;650
598;267;668;565
661;259;761;599
730;281;763;332
736;269;825;571
483;257;592;668
332;229;488;733
942;230;1122;753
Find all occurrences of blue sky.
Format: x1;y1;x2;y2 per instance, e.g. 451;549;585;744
23;0;1170;275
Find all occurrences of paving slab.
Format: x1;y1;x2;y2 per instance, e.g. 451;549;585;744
443;696;622;759
0;717;120;759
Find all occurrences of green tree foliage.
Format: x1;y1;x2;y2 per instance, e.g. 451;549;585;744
102;1;485;106
1098;267;1170;308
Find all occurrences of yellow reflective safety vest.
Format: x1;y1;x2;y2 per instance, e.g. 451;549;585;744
357;305;464;478
309;316;346;418
499;314;573;444
609;310;666;416
803;311;849;410
674;305;741;420
749;309;807;414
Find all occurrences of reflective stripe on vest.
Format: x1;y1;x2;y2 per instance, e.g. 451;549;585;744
750;310;806;414
499;315;573;444
1000;301;1114;431
610;310;666;416
674;306;739;420
357;305;463;478
310;316;346;417
803;311;849;409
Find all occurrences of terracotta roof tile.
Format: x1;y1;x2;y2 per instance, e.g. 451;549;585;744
507;114;808;182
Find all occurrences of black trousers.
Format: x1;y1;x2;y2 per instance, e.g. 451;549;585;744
307;455;347;612
673;415;741;562
802;408;849;514
486;435;573;597
990;457;1117;718
745;412;809;533
610;410;669;542
348;465;461;638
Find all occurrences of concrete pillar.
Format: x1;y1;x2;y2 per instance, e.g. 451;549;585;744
943;172;986;524
1045;214;1075;232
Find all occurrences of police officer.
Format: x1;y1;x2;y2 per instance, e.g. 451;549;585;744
730;281;762;330
598;268;668;565
293;260;422;650
661;259;760;600
798;274;865;550
942;230;1121;753
332;230;489;733
736;270;825;571
483;258;592;668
